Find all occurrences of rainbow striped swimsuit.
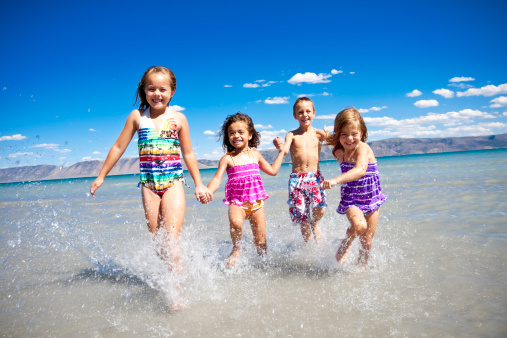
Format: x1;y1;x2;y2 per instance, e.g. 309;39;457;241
138;108;184;195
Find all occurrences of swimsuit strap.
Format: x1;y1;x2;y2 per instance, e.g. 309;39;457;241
342;144;359;163
229;148;252;166
228;151;236;166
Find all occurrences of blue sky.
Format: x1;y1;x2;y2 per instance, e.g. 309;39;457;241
1;0;506;168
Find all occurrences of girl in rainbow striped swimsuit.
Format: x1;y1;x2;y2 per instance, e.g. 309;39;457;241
207;112;285;268
90;66;211;309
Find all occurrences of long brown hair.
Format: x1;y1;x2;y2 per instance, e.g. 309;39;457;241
326;107;368;153
134;66;177;109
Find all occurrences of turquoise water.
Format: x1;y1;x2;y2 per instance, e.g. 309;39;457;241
1;149;506;336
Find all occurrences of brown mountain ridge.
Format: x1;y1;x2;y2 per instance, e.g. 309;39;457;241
1;133;506;183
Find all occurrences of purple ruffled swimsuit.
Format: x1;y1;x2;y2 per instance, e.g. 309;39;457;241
337;161;387;215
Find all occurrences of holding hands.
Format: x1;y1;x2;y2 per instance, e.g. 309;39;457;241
321;178;338;190
195;184;213;204
273;136;285;153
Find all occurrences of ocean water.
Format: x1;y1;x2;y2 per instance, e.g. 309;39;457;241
1;149;506;337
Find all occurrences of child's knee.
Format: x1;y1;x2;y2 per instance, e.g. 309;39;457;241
351;218;367;233
229;217;244;230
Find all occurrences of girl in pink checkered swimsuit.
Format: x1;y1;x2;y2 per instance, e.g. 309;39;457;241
207;112;285;268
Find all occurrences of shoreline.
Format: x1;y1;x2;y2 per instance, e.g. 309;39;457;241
1;147;505;185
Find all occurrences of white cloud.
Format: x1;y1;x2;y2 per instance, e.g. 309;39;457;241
287;72;332;85
297;93;315;98
349;72;355;75
255;80;265;83
0;134;27;141
258;129;287;148
490;96;507;108
448;83;474;89
359;106;388;113
331;69;343;75
255;124;273;129
202;147;224;160
224;85;232;88
449;76;475;83
92;151;101;154
89;128;96;132
9;152;34;158
406;89;422;97
414;99;439;108
203;130;215;135
54;148;71;153
457;83;507;97
171;105;185;111
367;109;490;127
433;88;454;98
243;83;260;88
314;114;336;120
31;143;59;149
321;91;331;96
261;81;277;87
265;96;289;104
82;156;101;162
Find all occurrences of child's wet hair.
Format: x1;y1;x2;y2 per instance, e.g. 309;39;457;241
326;107;368;153
293;97;315;115
219;112;261;152
135;66;177;109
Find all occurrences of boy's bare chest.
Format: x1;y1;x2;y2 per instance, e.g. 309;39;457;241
292;134;320;150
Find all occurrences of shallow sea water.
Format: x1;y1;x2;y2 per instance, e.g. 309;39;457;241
1;149;506;336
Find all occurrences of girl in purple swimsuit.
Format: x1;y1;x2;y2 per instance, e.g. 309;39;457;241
322;107;387;266
207;112;285;268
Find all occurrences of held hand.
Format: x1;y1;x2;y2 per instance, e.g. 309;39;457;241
273;137;284;151
195;184;212;204
90;177;104;198
321;179;336;190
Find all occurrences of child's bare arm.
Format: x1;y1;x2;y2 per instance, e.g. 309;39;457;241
177;112;212;203
207;155;230;194
273;133;293;155
257;148;284;176
322;144;369;189
90;110;139;197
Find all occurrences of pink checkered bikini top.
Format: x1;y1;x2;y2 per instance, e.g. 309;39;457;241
223;149;269;206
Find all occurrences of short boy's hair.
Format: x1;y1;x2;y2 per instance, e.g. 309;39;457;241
293;97;315;116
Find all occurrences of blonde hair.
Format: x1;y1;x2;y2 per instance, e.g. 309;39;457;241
293;97;315;116
134;66;177;109
326;107;368;153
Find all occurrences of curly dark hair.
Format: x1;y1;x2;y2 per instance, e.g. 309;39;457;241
218;112;261;152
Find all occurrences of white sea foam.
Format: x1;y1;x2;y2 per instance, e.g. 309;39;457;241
1;149;506;336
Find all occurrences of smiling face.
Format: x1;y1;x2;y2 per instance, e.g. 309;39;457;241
293;100;315;127
228;121;252;151
339;123;362;151
144;73;174;110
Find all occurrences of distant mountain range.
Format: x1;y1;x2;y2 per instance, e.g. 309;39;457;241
1;133;506;183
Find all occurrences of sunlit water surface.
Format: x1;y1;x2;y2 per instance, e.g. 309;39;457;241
1;149;506;336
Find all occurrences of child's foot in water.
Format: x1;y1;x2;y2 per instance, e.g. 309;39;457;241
335;239;352;264
226;248;241;268
314;227;323;244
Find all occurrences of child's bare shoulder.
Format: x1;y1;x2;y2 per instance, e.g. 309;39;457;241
219;153;234;167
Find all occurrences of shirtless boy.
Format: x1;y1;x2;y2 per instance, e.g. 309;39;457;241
273;97;327;243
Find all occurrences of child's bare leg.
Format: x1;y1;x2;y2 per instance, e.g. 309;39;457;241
310;207;325;243
227;204;245;268
357;209;379;266
142;183;186;309
336;207;367;264
300;222;312;242
249;207;267;257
